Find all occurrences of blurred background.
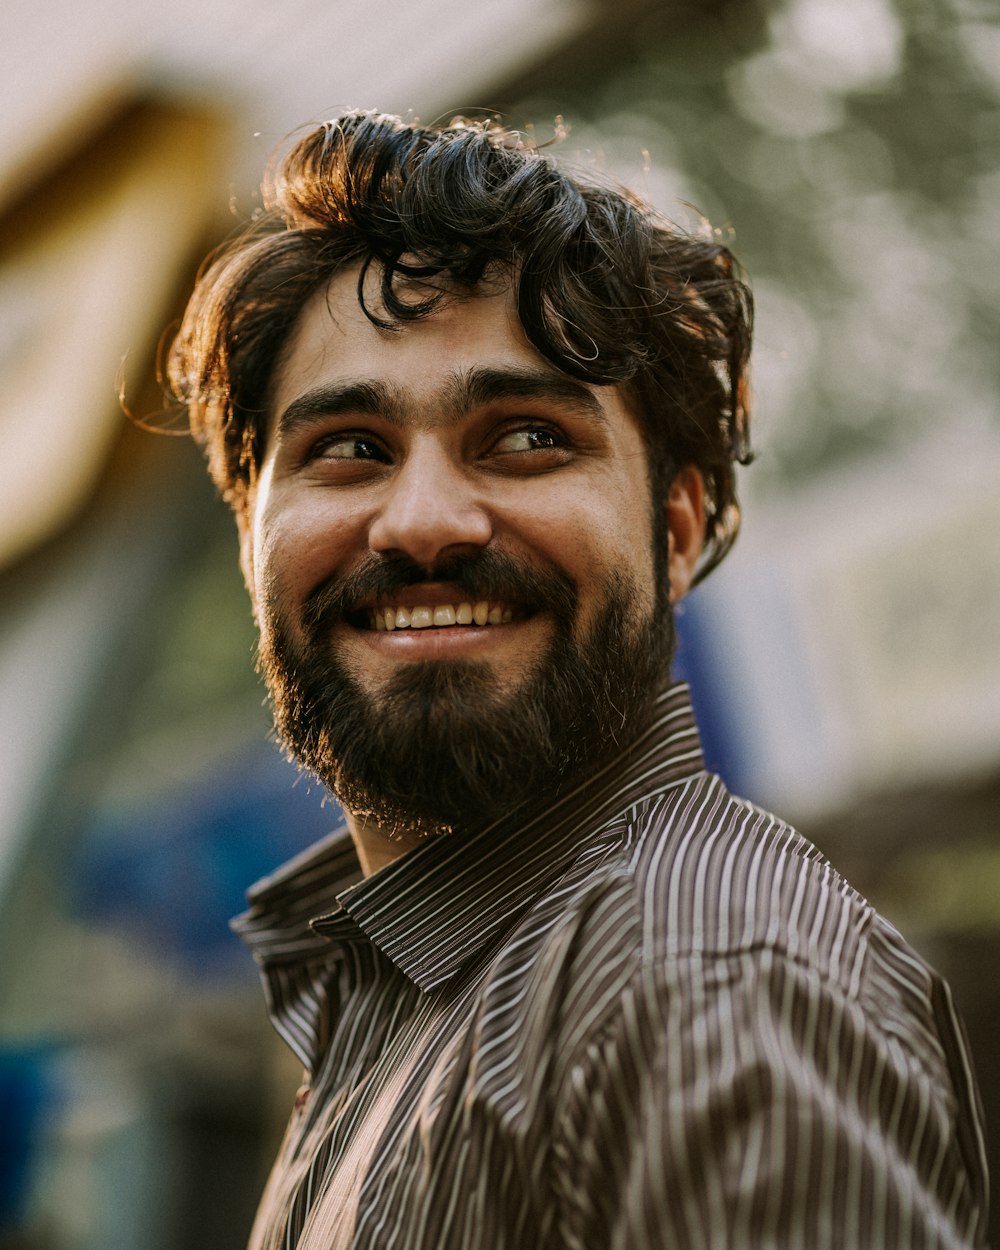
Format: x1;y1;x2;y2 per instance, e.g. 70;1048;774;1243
1;0;997;1245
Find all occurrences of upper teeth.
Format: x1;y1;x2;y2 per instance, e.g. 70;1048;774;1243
373;601;514;631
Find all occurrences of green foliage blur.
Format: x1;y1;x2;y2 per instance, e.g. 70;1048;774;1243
511;0;1000;488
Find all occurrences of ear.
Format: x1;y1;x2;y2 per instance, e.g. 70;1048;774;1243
665;467;706;604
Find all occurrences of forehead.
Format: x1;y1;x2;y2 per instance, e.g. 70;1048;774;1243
270;258;660;435
270;267;534;416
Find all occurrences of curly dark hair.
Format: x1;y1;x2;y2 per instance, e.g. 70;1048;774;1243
167;109;753;581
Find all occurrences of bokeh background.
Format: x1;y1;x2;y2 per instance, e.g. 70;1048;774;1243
2;0;998;1246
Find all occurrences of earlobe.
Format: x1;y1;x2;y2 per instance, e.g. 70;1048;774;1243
665;467;706;603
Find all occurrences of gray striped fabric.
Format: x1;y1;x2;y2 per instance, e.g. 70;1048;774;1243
234;683;989;1248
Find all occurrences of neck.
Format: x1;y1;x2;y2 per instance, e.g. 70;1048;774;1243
346;809;436;877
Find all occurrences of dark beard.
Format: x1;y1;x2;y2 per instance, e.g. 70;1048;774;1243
258;549;674;836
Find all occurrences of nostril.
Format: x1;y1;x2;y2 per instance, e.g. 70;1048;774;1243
369;501;493;562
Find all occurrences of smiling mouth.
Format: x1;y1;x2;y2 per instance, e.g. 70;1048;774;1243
367;600;523;631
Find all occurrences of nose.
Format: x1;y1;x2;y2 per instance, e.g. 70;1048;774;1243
368;443;493;566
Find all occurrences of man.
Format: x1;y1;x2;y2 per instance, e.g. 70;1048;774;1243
169;111;988;1248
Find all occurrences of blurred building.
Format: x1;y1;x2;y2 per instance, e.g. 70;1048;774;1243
1;1;998;1246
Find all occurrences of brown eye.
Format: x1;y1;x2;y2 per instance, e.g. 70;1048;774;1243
493;427;561;453
315;435;390;462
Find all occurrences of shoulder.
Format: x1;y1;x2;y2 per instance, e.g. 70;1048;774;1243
631;772;871;985
543;777;990;1248
550;772;974;1098
547;771;873;995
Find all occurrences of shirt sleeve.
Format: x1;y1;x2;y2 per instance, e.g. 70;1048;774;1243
552;941;989;1250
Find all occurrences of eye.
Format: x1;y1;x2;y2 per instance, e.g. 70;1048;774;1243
313;434;391;463
491;426;564;455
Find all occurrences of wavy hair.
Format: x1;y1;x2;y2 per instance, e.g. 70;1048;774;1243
167;110;753;580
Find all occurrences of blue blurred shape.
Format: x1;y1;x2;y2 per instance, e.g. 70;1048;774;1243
69;747;340;980
673;588;745;794
0;1043;60;1229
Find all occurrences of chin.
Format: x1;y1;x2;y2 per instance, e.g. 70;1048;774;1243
262;568;673;835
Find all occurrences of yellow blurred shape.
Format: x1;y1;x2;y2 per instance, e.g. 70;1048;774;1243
0;102;224;568
882;844;1000;935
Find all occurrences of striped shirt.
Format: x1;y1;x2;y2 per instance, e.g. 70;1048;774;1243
234;683;989;1249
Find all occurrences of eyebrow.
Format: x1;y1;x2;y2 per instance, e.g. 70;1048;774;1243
455;367;606;423
275;380;404;437
274;366;608;437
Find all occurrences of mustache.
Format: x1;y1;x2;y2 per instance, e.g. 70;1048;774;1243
302;549;577;640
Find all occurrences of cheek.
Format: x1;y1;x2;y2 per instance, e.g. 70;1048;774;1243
248;522;311;643
514;487;656;608
253;489;360;599
251;507;294;607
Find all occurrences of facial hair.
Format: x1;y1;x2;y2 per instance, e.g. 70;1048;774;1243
258;548;674;836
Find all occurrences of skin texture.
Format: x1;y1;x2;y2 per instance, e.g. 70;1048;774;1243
242;267;705;875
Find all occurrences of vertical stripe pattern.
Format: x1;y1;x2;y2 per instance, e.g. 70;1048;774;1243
233;683;989;1248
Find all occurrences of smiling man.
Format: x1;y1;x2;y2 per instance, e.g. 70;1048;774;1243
252;268;700;873
169;112;987;1248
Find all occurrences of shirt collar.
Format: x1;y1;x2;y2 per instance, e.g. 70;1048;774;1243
234;682;705;994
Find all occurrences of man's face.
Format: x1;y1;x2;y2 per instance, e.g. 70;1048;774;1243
244;267;699;834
